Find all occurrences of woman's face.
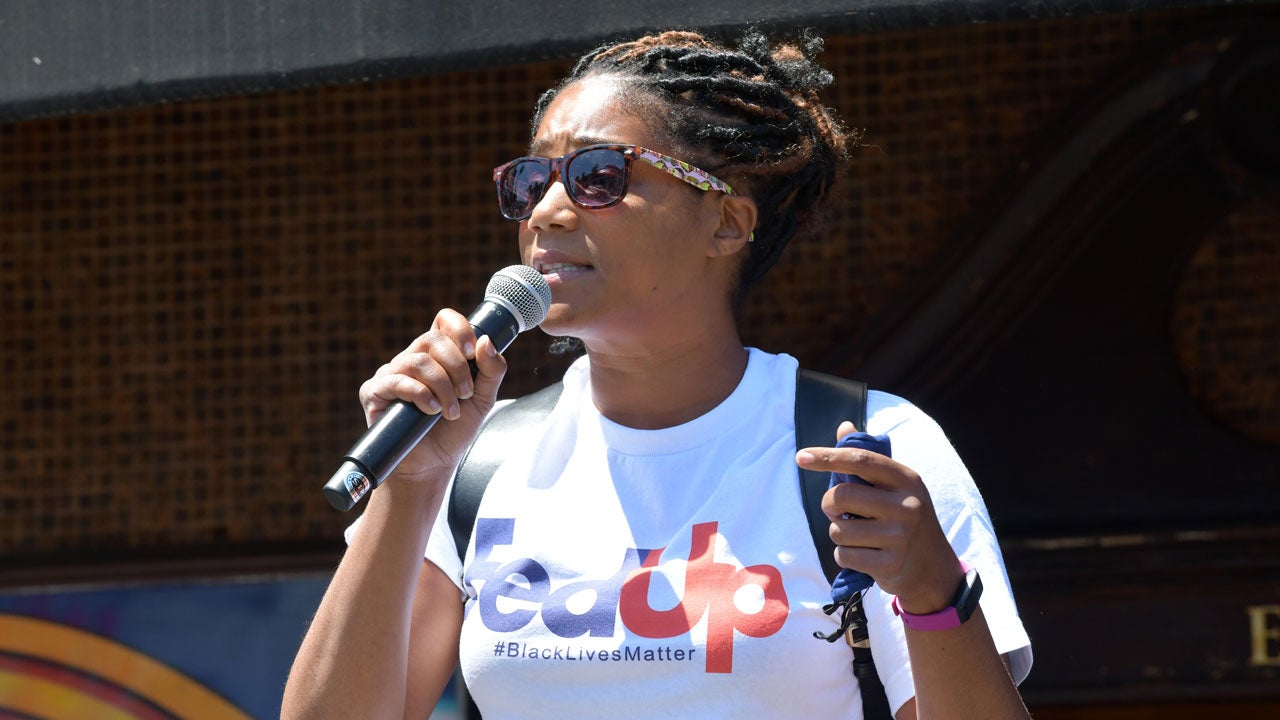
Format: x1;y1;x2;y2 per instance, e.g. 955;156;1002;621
518;76;736;353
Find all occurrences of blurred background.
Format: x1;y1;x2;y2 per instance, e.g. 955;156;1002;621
1;1;1277;718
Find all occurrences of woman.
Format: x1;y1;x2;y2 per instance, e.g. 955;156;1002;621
283;29;1032;719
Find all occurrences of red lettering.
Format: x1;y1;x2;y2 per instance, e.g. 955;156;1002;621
619;522;789;673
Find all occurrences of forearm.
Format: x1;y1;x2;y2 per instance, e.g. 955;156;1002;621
282;480;445;720
900;606;1028;720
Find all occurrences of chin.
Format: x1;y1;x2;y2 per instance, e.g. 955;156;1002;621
538;305;583;336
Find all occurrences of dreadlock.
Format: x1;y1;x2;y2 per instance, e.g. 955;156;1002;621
533;28;854;305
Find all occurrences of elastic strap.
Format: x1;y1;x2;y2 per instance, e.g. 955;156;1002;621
795;370;893;720
794;369;867;585
449;381;564;562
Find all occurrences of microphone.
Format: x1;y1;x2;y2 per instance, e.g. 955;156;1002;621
322;265;552;511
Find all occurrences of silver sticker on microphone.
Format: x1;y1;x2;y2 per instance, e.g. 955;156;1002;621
344;471;371;501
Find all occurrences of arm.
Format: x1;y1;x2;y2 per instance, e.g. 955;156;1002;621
282;310;506;720
404;558;466;719
798;422;1029;720
894;655;1018;720
889;611;1024;720
281;482;450;720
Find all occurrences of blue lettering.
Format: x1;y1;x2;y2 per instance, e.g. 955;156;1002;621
542;547;642;638
472;518;550;632
469;517;782;678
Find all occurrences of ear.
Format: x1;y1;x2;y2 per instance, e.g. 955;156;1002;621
708;194;757;258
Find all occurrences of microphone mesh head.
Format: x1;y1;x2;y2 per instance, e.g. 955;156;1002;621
485;265;552;332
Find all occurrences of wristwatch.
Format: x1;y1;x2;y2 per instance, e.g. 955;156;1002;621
891;562;983;631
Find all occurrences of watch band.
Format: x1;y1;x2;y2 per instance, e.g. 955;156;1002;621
891;561;982;631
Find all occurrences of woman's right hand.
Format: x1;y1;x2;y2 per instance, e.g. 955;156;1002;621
357;308;508;486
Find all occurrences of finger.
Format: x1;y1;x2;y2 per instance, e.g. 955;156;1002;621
795;446;918;491
835;420;858;441
433;309;481;360
360;373;442;421
821;481;901;521
379;348;463;420
470;335;508;400
832;545;897;579
828;514;903;550
422;329;474;407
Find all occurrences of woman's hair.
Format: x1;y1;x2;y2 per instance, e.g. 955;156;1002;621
533;28;854;306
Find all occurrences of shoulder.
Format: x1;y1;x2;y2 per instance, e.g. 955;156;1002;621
746;347;800;378
860;389;1036;683
863;388;988;538
865;389;938;435
864;390;961;473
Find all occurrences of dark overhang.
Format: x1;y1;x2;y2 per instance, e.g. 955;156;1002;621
0;0;1267;123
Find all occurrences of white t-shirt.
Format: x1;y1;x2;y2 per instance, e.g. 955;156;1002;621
355;348;1032;718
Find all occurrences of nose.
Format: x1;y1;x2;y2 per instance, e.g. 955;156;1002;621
527;177;579;233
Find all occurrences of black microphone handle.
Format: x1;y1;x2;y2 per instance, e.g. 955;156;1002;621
322;300;522;511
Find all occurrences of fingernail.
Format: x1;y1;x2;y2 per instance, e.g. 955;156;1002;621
796;450;815;464
448;400;460;420
485;340;497;357
426;397;442;414
463;341;476;358
459;382;473;399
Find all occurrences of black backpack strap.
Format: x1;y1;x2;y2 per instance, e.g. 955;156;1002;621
450;369;889;720
449;382;564;720
794;369;867;585
795;369;892;720
448;381;564;562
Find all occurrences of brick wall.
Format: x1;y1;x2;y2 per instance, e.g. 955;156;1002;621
1;6;1275;561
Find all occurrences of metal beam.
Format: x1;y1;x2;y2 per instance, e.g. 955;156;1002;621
0;0;1263;122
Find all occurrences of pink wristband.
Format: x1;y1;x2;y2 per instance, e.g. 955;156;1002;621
891;561;980;632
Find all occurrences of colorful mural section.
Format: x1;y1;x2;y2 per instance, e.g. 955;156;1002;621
0;575;463;720
0;614;250;719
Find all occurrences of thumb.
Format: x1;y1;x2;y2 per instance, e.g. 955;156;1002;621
470;335;508;405
835;420;858;441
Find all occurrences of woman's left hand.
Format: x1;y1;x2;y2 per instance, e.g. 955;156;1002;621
796;421;964;614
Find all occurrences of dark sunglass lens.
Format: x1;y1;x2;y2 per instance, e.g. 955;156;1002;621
566;149;628;207
500;160;550;219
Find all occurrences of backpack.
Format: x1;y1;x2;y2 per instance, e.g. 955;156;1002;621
448;368;892;720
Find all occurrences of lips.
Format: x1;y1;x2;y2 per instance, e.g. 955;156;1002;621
537;261;590;274
531;256;593;285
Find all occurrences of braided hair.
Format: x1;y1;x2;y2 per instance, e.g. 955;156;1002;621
533;28;853;305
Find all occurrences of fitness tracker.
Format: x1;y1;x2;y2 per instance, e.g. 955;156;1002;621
891;562;983;631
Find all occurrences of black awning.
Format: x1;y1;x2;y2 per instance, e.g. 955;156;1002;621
0;0;1262;122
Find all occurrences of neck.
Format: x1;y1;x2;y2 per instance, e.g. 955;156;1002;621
582;324;748;430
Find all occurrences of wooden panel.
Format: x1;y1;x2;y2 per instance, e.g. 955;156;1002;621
1009;528;1280;702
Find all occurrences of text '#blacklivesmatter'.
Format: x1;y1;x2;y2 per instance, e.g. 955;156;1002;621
469;519;790;673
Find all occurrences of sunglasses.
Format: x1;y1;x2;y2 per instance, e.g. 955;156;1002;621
493;143;735;221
